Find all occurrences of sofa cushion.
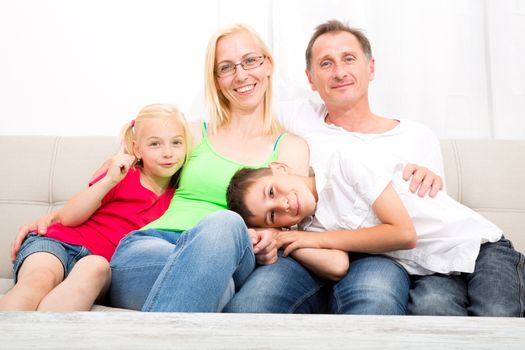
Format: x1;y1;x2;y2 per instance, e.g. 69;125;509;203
0;136;118;278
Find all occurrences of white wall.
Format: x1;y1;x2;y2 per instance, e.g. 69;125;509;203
1;0;524;139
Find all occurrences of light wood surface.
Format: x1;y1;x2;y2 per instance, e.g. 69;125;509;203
1;312;524;349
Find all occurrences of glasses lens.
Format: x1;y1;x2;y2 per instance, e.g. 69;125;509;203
216;63;234;77
242;55;264;69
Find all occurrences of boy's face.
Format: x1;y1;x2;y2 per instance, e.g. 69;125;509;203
243;167;317;228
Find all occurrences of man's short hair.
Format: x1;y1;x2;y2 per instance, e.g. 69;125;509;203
305;19;373;70
226;167;273;224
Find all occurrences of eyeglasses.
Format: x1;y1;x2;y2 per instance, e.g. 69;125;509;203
215;55;266;78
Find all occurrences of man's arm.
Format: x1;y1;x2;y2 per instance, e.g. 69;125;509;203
402;164;443;197
401;122;446;197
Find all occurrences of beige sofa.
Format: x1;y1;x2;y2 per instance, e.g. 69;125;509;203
1;136;524;311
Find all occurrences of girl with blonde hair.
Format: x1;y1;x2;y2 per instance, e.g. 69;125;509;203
2;104;189;311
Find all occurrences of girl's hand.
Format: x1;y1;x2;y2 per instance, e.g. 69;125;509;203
105;154;136;184
10;212;58;262
277;231;323;257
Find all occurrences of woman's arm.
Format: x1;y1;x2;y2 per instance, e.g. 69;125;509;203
279;183;417;255
10;211;60;262
276;133;309;176
58;154;135;227
188;121;203;147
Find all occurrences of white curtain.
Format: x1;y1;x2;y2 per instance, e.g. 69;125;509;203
1;0;523;139
269;0;525;139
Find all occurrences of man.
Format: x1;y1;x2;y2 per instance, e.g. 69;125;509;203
224;20;444;315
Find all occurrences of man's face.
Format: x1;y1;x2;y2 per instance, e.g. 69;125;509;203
306;31;375;109
243;169;317;228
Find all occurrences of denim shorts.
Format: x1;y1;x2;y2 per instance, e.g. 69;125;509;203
13;233;92;283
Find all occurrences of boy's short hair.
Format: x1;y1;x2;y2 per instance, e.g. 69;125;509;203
227;167;273;224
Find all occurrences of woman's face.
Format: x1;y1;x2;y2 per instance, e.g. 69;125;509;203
215;30;272;114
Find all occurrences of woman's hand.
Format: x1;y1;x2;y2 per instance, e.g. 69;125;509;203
10;212;58;262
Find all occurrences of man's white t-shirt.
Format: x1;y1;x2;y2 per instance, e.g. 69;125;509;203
275;99;445;182
300;151;502;276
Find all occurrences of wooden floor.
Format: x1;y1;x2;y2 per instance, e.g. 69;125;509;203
1;312;524;349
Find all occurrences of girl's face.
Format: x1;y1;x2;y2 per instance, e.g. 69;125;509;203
133;117;186;183
215;30;272;114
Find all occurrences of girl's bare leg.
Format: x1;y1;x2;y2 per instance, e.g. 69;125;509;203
0;252;64;311
38;255;111;311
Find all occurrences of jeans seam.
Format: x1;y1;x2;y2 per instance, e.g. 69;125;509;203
233;241;255;289
289;282;324;313
111;262;169;272
331;286;342;314
72;246;90;262
516;251;525;317
334;256;410;315
142;233;189;311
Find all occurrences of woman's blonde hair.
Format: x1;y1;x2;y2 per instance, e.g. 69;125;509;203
204;23;281;136
120;104;192;185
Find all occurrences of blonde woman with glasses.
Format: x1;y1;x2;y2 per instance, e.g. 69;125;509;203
108;24;331;312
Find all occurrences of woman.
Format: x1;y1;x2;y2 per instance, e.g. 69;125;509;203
108;24;309;312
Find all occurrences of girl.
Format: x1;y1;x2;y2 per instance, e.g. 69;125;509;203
0;104;190;311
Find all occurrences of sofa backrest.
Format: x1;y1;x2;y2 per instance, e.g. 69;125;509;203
0;136;524;279
0;136;118;278
440;139;525;252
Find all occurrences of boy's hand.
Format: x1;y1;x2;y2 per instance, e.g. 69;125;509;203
278;231;323;257
10;213;57;262
249;228;278;265
402;164;443;198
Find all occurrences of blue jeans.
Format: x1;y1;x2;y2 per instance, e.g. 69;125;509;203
330;254;410;314
409;238;525;316
13;233;92;283
108;210;255;312
225;253;410;315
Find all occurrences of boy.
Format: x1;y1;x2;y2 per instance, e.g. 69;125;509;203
227;148;525;316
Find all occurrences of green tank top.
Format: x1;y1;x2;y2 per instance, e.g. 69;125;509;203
143;122;285;232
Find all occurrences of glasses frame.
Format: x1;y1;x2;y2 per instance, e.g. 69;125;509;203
215;55;266;78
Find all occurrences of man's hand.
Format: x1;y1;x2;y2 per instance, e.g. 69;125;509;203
402;163;443;198
249;228;279;265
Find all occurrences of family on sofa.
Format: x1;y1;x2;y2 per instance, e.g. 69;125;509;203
1;20;523;317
